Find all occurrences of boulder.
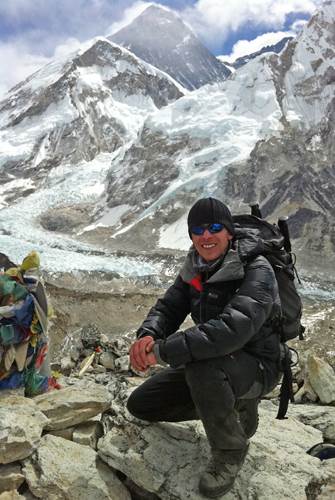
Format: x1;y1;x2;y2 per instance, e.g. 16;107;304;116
287;404;335;444
0;396;48;464
294;379;318;403
98;384;335;500
33;383;111;430
23;434;130;500
306;461;335;499
99;352;116;371
0;464;25;493
0;492;24;500
47;427;75;441
73;420;104;450
307;355;335;404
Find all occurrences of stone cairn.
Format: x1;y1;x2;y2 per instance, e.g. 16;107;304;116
1;324;335;499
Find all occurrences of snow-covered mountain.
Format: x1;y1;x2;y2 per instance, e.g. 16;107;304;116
103;1;335;269
110;5;231;90
219;36;293;70
0;37;183;204
0;37;183;276
0;2;334;279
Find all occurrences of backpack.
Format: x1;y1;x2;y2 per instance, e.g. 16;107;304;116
233;205;305;419
0;251;52;395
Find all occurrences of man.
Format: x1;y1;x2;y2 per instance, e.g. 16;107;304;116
128;197;281;498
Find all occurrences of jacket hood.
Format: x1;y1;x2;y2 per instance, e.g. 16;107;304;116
180;228;266;284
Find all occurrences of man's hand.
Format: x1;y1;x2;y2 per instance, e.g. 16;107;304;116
129;336;157;372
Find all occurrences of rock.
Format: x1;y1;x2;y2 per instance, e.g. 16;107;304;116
0;492;24;500
110;338;130;357
0;464;25;493
73;421;104;450
94;364;107;374
33;384;111;430
99;352;116;371
95;373;111;385
294;379;318;403
22;434;131;500
287;404;335;444
81;324;103;349
98;381;335;500
47;427;75;441
60;355;75;373
0;396;48;464
305;461;335;499
307;355;335;404
0;388;25;398
40;205;91;233
114;355;130;373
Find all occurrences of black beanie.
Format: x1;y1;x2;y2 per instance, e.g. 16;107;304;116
187;197;235;238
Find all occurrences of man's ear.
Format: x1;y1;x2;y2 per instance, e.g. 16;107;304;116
225;230;234;241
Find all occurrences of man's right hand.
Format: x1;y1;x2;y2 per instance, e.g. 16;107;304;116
129;336;155;372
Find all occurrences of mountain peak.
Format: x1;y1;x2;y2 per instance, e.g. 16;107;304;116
140;4;179;17
110;5;230;90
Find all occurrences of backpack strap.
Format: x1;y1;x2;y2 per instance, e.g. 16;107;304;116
276;344;295;419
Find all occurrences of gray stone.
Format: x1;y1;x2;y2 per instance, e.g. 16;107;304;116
0;492;24;500
33;384;111;430
0;396;48;464
0;464;25;493
306;460;335;499
109;338;130;357
294;379;318;403
307;355;335;404
22;434;131;500
47;427;75;441
94;364;107;374
287;404;335;444
99;352;116;371
114;355;130;373
60;355;75;373
73;421;104;450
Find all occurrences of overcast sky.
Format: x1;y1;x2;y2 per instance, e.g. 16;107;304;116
0;0;323;98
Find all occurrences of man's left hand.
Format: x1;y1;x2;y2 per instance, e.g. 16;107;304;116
129;336;157;372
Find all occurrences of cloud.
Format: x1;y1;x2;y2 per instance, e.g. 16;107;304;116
220;31;293;62
182;0;321;46
0;36;83;100
290;19;309;33
53;38;83;59
106;1;153;35
0;41;50;99
0;1;136;49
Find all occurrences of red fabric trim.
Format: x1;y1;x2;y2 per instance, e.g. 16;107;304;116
189;274;203;292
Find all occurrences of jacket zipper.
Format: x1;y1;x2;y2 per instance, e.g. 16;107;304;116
199;272;208;322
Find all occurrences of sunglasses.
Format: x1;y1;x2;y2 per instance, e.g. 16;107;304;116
191;223;225;236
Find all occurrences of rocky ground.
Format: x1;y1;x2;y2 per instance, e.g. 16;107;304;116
1;269;335;499
1;335;335;499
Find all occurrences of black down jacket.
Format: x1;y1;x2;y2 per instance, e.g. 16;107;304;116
138;229;281;377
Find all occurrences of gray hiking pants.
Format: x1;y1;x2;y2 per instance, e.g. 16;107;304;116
127;350;266;453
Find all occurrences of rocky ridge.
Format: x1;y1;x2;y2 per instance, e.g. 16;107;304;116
219;36;293;70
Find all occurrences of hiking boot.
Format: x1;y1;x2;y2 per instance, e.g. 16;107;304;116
235;398;260;439
199;447;249;498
